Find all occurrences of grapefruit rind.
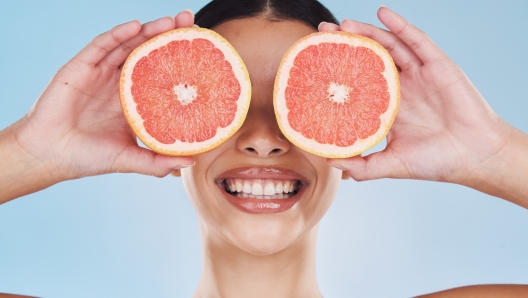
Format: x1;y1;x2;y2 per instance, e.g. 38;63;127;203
120;28;251;156
273;31;400;158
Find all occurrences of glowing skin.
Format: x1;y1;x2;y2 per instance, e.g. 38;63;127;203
179;17;342;297
1;7;528;298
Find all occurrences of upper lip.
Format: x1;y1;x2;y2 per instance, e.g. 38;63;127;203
215;167;309;184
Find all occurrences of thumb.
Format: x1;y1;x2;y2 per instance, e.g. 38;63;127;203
327;151;407;181
113;146;195;177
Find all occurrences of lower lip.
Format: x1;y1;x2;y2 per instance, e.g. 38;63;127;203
219;184;304;213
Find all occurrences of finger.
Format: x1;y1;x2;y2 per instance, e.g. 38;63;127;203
318;21;340;32
339;19;422;71
377;6;447;64
101;16;175;69
327;151;409;181
175;9;195;28
75;20;141;66
113;147;195;177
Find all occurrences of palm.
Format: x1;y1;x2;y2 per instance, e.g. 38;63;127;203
15;14;195;182
51;64;136;176
392;57;505;181
323;7;507;183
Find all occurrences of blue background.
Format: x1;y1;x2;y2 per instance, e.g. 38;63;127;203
1;0;527;297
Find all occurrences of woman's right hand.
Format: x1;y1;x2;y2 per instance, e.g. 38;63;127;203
0;11;195;203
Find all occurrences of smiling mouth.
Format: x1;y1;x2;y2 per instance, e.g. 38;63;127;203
220;179;301;199
215;167;307;213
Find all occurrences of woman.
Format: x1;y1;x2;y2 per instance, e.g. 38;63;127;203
0;0;527;297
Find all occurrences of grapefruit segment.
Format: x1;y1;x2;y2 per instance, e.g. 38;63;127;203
274;31;400;158
120;28;251;156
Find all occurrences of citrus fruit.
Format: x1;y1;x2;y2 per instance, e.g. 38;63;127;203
274;31;400;158
120;28;251;156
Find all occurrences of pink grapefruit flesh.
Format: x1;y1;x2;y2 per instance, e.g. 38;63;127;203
120;28;251;156
274;31;400;158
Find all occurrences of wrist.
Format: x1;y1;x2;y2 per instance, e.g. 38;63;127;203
464;123;528;208
0;118;64;203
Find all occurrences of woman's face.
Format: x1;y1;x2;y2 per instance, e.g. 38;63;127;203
181;17;342;255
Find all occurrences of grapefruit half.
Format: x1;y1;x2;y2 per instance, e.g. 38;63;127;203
120;28;251;156
274;31;400;158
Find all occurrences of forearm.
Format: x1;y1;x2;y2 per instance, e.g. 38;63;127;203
0;121;60;204
467;126;528;208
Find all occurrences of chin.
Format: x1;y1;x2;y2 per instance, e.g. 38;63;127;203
226;218;306;256
182;163;341;257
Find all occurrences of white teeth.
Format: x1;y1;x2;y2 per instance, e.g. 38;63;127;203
243;181;252;193
251;183;263;196
223;178;300;198
264;183;275;195
284;181;291;193
275;182;283;193
233;192;291;199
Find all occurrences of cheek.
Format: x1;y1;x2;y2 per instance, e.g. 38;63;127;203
180;153;220;222
304;156;342;220
320;166;342;199
314;170;342;216
181;167;206;217
182;166;234;241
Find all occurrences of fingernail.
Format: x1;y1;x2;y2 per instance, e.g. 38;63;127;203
183;9;194;17
317;21;328;31
192;24;200;28
174;161;195;170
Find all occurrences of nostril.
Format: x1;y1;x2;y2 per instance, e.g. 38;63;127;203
244;147;283;157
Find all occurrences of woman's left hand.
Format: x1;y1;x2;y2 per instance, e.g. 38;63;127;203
321;7;528;206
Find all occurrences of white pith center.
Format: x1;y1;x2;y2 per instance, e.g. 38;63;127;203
173;83;197;105
223;179;300;199
328;83;351;103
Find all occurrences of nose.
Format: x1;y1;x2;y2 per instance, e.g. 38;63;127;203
236;104;290;158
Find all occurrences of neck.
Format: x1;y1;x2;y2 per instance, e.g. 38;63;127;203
194;224;322;298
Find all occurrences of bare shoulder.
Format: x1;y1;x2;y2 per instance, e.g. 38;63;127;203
416;285;528;298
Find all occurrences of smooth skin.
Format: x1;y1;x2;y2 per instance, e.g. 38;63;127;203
0;6;527;298
178;17;341;297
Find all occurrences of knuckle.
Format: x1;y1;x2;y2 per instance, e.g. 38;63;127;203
120;42;133;54
153;172;166;178
349;173;366;182
91;40;109;55
408;40;420;51
386;39;398;53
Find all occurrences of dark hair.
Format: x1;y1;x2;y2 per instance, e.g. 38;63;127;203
195;0;338;30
